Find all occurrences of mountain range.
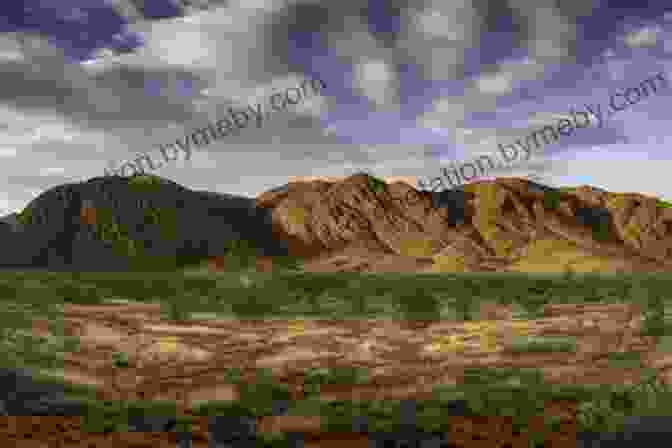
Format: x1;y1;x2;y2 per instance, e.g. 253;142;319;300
2;172;671;273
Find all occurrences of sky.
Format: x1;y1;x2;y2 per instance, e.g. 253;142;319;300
1;0;672;216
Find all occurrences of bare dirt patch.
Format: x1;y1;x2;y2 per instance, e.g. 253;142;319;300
12;300;672;447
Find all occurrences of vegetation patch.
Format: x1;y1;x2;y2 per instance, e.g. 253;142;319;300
93;207;140;257
396;288;442;323
365;173;387;195
235;368;292;416
301;366;371;396
0;300;78;372
504;336;577;353
127;174;166;193
636;287;672;344
605;351;645;369
160;300;191;322
88;205;186;270
656;198;672;209
2;270;671;324
15;207;34;226
221;367;243;384
221;239;260;270
143;206;178;241
542;189;561;210
111;351;130;369
79;398;188;433
20;362;672;439
0;327;75;372
10;335;672;441
2;270;672;441
591;220;611;242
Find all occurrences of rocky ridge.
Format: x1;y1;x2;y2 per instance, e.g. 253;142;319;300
2;173;671;273
256;174;672;273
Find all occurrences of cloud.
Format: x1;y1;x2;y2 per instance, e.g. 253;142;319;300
0;34;23;62
624;25;662;48
475;71;514;95
106;0;145;22
2;0;672;213
399;0;483;82
352;58;398;108
0;147;16;158
39;167;67;176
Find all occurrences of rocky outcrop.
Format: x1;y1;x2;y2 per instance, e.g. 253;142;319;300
256;175;672;273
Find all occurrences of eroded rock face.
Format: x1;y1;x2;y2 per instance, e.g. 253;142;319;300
256;175;672;273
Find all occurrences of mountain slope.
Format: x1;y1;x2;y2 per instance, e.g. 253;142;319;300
256;174;672;273
3;173;670;273
0;174;289;270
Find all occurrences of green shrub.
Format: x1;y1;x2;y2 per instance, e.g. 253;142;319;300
656;199;672;209
221;367;243;384
365;174;386;195
272;254;302;271
280;274;351;310
128;174;164;193
605;351;645;369
111;351;129;368
592;221;611;242
302;366;370;396
562;265;575;282
162;301;190;321
397;288;441;322
143;208;160;226
228;285;277;317
93;207;145;259
638;290;671;342
222;239;259;269
237;368;291;416
542;189;561;210
95;205;177;260
16;208;33;226
456;368;551;441
505;336;577;353
143;207;177;240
